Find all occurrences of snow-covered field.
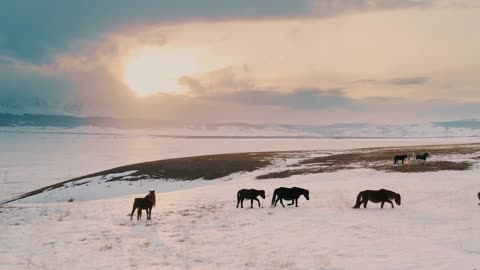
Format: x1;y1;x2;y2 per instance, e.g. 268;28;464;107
1;167;480;269
1;136;480;269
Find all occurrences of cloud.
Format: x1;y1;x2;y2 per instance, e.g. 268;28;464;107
387;76;429;85
0;0;439;63
209;88;357;111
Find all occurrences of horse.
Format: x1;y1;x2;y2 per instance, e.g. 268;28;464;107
393;155;408;164
353;189;401;209
236;189;265;208
271;187;309;207
130;190;156;220
416;152;431;161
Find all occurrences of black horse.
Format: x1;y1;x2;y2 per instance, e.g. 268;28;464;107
416;152;431;161
130;190;156;220
393;155;408;164
353;189;401;209
271;187;309;207
236;189;265;208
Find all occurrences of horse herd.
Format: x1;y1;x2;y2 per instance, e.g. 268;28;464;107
129;151;480;221
129;187;407;220
393;152;430;165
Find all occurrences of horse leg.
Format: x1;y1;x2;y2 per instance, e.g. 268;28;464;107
388;200;394;208
130;206;136;220
149;207;152;220
137;209;141;220
250;199;254;208
280;199;285;207
381;202;385;208
295;198;298;207
274;197;280;207
241;198;244;208
363;200;368;208
236;198;240;208
255;198;261;208
288;200;295;206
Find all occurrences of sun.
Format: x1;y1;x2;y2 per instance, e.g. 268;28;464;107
124;47;202;96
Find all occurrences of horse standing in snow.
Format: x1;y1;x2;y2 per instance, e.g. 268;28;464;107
130;190;156;220
353;189;401;209
416;152;431;161
236;189;265;208
393;155;408;164
271;187;309;207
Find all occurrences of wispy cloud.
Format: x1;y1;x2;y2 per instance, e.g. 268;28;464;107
387;77;429;85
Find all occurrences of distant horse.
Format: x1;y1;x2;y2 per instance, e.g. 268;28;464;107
393;155;408;164
130;190;156;220
236;189;265;208
353;189;401;209
416;152;431;161
271;187;309;207
404;152;416;164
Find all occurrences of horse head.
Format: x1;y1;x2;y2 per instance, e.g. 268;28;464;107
259;190;266;199
304;189;310;200
149;190;156;207
394;193;401;206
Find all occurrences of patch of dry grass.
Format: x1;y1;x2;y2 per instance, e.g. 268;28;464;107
371;161;472;173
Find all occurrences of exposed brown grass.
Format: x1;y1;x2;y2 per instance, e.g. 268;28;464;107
2;152;274;204
256;143;480;179
371;161;472;173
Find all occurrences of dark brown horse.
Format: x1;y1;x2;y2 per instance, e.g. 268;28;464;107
353;189;401;209
271;187;309;207
416;152;431;161
130;190;156;220
236;189;265;208
393;155;408;164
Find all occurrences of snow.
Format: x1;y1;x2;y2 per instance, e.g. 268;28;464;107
1;144;480;270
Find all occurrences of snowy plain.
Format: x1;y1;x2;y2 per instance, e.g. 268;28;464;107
1;129;480;270
1;165;480;269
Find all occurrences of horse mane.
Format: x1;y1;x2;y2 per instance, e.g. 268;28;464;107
151;193;156;207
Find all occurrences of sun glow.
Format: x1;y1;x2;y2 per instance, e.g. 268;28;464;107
124;47;203;95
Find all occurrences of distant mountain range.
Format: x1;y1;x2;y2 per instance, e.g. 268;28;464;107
1;113;479;137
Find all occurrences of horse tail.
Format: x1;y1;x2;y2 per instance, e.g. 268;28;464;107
271;189;278;206
130;200;137;220
353;191;363;208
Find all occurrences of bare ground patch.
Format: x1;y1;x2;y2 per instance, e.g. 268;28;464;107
256;143;480;179
371;161;473;173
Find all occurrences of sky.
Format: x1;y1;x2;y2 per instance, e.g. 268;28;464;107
0;0;479;125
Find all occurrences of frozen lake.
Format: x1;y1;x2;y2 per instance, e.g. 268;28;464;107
1;130;478;201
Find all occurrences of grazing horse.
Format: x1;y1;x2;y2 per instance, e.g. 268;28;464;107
236;189;265;208
130;190;156;220
353;189;401;209
271;187;309;207
393;155;408;164
416;152;431;161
